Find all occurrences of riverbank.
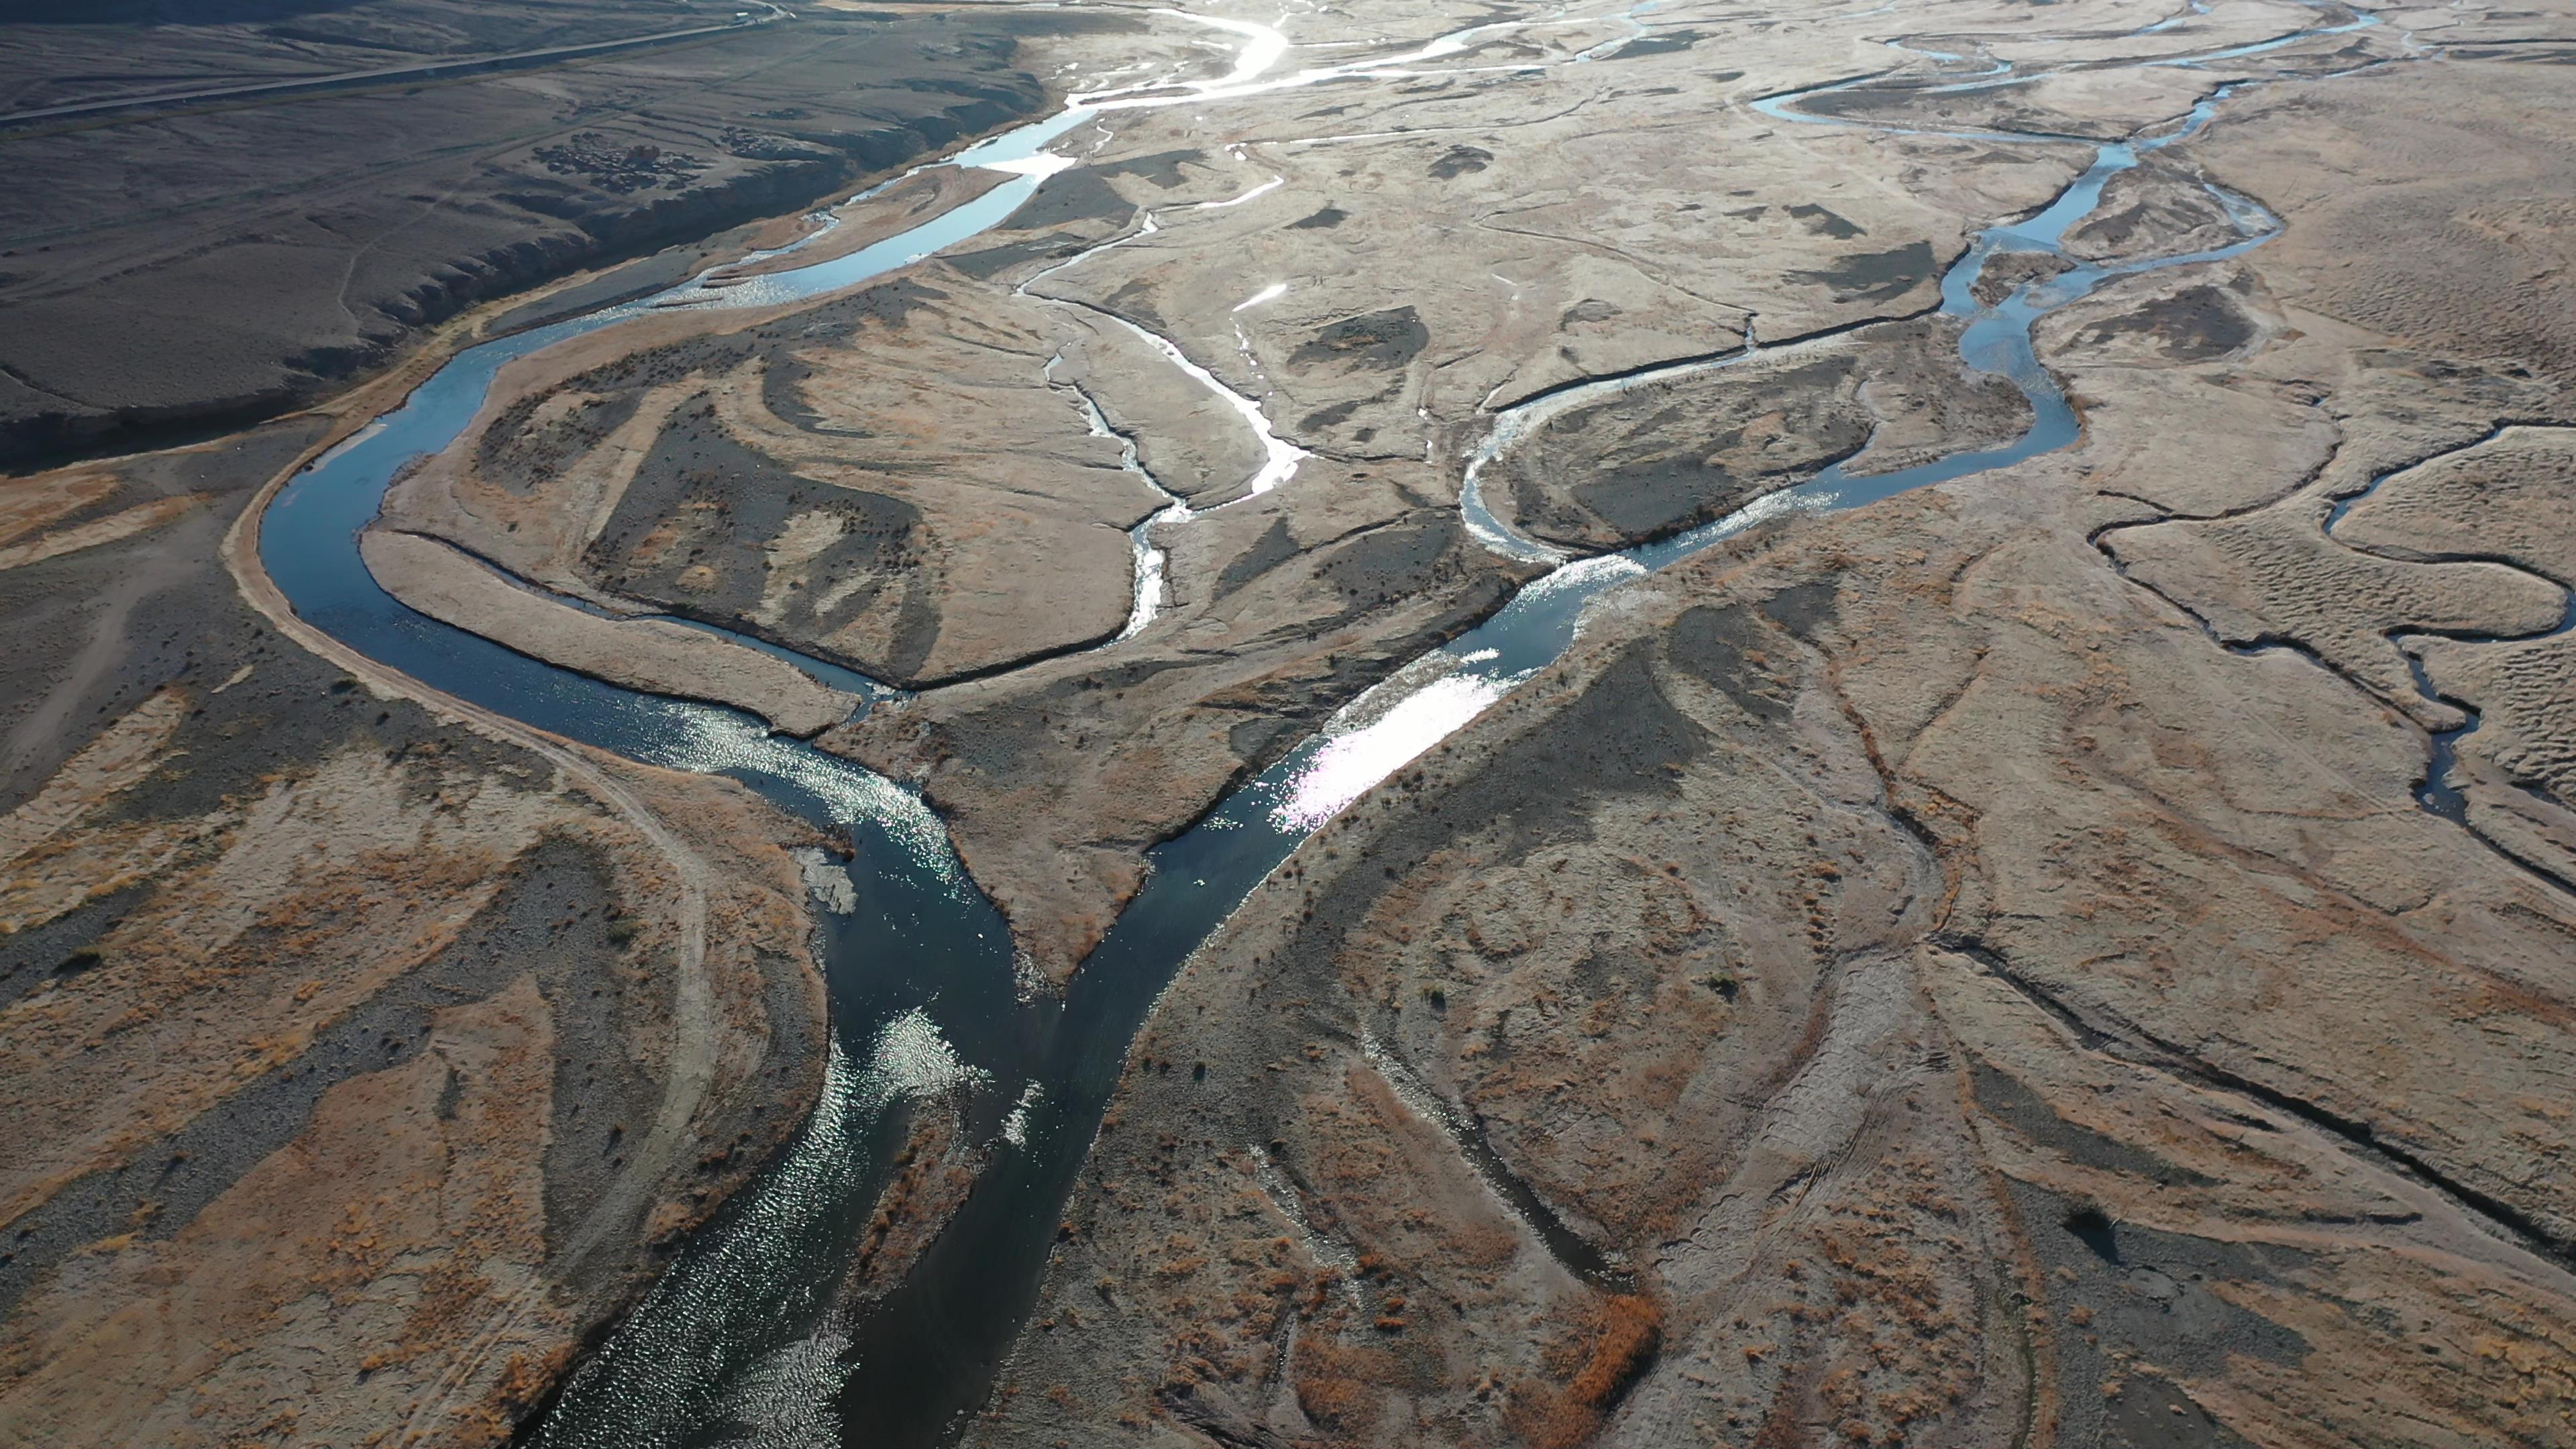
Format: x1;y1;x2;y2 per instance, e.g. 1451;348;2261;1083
0;413;835;1446
11;0;2576;1443
934;5;2576;1448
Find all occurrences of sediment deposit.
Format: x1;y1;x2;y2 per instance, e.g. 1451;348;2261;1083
10;0;2576;1442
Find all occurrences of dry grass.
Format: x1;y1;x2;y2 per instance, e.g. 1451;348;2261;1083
1507;1293;1665;1448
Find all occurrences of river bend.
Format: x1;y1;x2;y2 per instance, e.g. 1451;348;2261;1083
243;3;2399;1442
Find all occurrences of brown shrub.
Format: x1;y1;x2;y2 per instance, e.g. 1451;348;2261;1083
1570;1294;1663;1409
1294;1336;1399;1430
1506;1293;1665;1448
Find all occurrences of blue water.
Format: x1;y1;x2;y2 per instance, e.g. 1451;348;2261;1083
239;5;2381;1444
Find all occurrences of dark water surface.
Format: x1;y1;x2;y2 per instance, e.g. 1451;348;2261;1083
248;4;2385;1443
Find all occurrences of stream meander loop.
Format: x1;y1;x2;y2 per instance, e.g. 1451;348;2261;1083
238;3;2405;1442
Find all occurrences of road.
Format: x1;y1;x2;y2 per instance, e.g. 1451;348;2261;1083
0;3;794;129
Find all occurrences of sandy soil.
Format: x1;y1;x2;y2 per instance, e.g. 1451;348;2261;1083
382;267;1168;686
979;495;2576;1443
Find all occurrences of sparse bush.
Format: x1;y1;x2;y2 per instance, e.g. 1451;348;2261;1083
1507;1293;1665;1449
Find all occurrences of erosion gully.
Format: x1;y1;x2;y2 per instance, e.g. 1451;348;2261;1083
246;2;2396;1443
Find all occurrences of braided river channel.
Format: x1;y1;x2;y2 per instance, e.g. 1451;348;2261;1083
245;2;2388;1442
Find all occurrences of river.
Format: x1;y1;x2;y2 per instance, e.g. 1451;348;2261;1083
245;2;2394;1442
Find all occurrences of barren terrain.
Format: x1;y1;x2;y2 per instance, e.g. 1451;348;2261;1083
7;0;2576;1442
944;5;2576;1448
0;0;1118;465
0;423;831;1444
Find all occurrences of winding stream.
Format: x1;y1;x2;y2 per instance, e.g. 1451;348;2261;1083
245;2;2402;1444
2322;454;2576;873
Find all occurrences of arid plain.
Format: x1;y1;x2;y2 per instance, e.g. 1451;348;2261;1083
3;0;2575;1444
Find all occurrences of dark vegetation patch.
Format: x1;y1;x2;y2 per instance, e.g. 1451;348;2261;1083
533;133;709;195
2066;166;2237;256
477;388;648;494
1104;277;1172;335
1507;355;1866;547
1288;307;1429;372
1662;604;1794;721
1609;28;1705;56
0;884;154;1015
1786;203;1864;238
2073;283;2258;361
1428;145;1493;179
751;279;945;433
1094;150;1202;189
1226;712;1301;763
1758;580;1840;638
1214;517;1301;600
535;276;945;400
1796;83;1945;121
1787;240;1937;302
1273;639;1709;989
946;232;1096;281
1299;400;1362;433
2007;1179;2310;1447
523;841;687;1279
498;276;945;441
996;168;1135;231
1970;1060;2220;1188
0;419;331;809
584;396;936;680
1971;250;2076;307
1319;521;1455;611
2449;42;2576;63
937;656;1195;775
